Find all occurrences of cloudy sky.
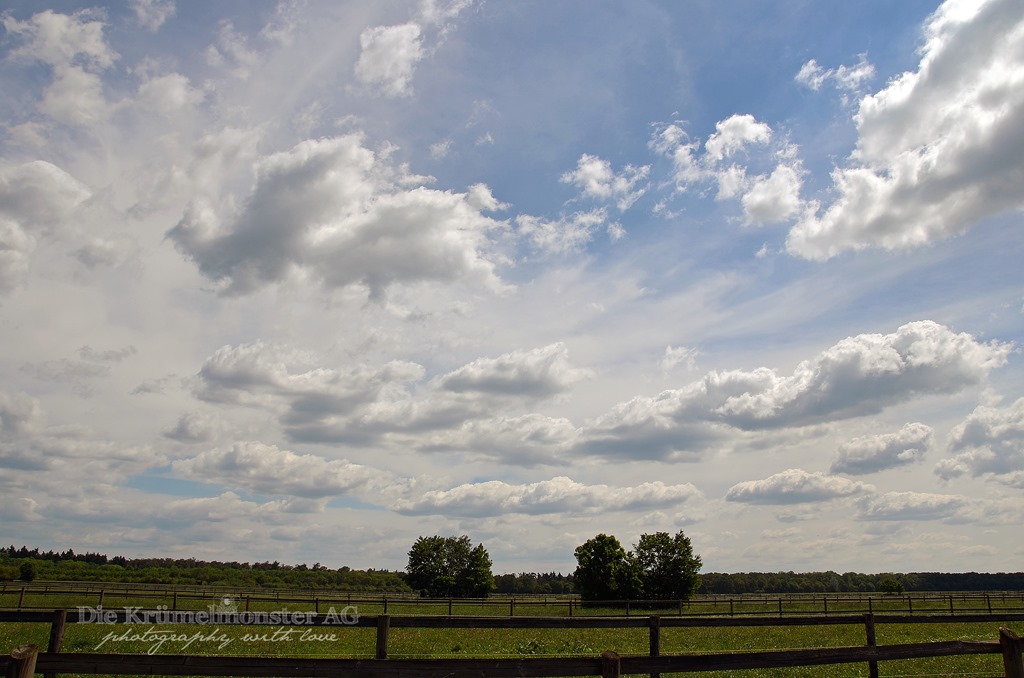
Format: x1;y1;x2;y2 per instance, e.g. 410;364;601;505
1;0;1022;576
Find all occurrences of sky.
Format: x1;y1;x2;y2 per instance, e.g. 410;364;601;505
1;0;1022;576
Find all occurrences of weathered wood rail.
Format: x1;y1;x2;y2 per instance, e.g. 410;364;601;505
3;609;1024;676
5;582;1024;618
2;628;1022;677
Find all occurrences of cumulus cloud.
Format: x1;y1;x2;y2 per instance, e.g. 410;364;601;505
394;475;701;517
0;389;162;479
650;114;802;227
355;23;424;97
855;491;973;521
162;411;216;443
439;343;590;398
661;345;699;373
576;321;1010;461
0;161;92;293
195;340;423;441
516;209;609;254
831;422;932;475
418;414;578;466
3;9;120;125
788;0;1024;259
131;0;176;32
2;9;117;69
726;468;872;504
172;442;394;499
168;135;509;299
795;55;875;93
561;154;650;211
193;340;588;451
741;163;803;225
935;397;1024;487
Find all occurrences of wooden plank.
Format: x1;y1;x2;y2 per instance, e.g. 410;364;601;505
34;652;602;677
623;639;1001;673
7;644;38;678
1001;627;1024;678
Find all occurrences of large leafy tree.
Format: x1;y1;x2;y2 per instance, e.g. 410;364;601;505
405;535;494;597
633;530;702;600
572;534;641;601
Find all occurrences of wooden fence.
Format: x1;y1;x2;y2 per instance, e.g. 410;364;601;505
2;609;1024;676
2;629;1023;677
5;582;1024;618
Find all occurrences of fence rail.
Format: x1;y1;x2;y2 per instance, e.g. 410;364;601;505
2;628;1023;677
4;582;1024;619
3;608;1024;676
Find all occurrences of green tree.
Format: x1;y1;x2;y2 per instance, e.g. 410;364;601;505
405;535;493;597
879;575;904;595
573;534;640;601
19;560;37;582
633;530;702;600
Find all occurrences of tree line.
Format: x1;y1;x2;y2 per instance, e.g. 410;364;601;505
5;543;1023;595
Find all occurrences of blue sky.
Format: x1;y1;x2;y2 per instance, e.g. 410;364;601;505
1;0;1022;575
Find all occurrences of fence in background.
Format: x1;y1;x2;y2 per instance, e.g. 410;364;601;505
3;608;1024;677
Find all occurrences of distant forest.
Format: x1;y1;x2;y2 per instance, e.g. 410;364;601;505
3;546;1023;594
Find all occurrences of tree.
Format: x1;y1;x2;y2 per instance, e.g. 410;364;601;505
405;535;493;597
633;530;702;600
879;575;904;595
573;534;640;601
19;560;37;582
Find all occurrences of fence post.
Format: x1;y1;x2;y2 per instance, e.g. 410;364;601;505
601;650;621;678
648;616;661;678
864;613;878;678
510;598;515;617
17;588;25;610
7;644;38;678
448;598;452;616
1000;627;1024;678
43;609;66;678
375;615;391;660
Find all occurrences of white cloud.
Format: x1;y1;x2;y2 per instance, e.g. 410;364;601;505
439;342;590;398
172;442;395;499
651;115;802;226
796;55;875;93
167;135;509;299
726;468;872;504
935;397;1024;486
855;491;971;521
418;414;578;466
661;345;699;373
704;114;772;162
788;0;1024;259
561;154;650;211
394;475;701;517
430;138;452;159
516;209;608;254
2;9;117;70
354;23;424;97
0;161;91;294
741;163;803;225
831;422;932;475
136;73;204;115
576;321;1010;461
131;0;176;32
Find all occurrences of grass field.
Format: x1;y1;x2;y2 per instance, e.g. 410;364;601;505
1;588;1021;677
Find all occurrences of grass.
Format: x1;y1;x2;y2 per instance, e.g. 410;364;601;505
2;588;1022;676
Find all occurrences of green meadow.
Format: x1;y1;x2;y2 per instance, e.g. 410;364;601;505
1;589;1021;676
